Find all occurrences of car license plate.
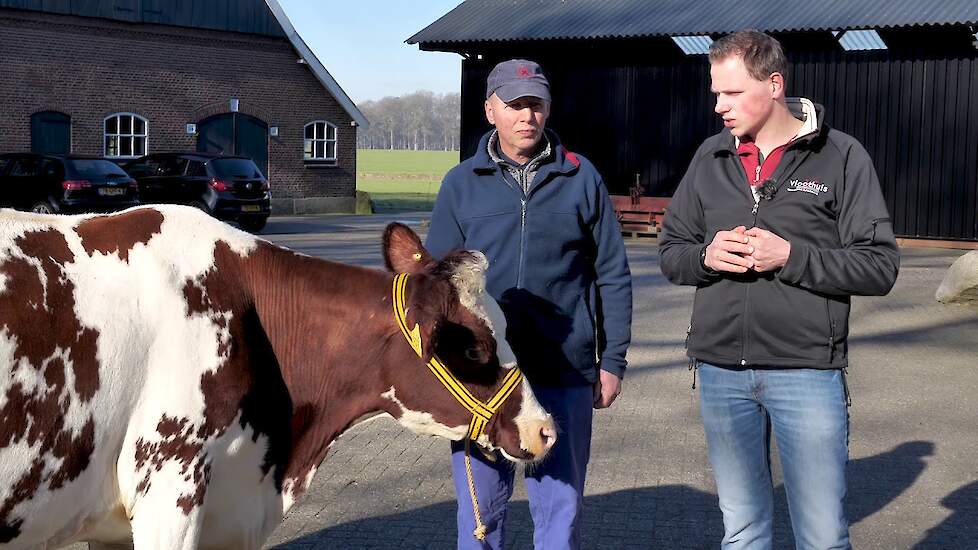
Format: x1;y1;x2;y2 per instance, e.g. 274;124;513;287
98;188;125;196
241;205;262;212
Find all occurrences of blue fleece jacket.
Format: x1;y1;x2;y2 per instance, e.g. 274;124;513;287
425;130;632;386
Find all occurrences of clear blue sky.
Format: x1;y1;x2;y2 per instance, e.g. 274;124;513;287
278;1;464;105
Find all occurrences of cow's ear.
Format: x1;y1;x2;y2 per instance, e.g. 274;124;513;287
383;223;436;274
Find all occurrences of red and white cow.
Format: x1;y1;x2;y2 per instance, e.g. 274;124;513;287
0;205;555;549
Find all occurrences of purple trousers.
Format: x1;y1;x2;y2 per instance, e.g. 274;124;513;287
450;384;594;550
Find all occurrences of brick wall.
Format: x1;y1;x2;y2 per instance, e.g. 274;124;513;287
0;9;358;213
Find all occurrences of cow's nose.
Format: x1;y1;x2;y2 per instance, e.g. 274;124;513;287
541;424;557;451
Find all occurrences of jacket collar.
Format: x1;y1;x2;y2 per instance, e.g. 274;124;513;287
473;129;580;175
487;130;553;169
714;98;829;155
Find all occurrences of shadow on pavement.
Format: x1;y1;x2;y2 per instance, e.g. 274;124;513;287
276;440;941;549
913;479;978;550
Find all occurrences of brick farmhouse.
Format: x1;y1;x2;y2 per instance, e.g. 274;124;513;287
0;0;368;214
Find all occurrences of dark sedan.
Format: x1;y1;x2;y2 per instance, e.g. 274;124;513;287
124;153;270;232
0;153;139;214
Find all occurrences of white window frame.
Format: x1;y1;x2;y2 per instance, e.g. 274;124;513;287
303;121;337;163
104;113;149;159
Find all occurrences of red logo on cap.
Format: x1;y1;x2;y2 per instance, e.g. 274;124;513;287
517;64;532;78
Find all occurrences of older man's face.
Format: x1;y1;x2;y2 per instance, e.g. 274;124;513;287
485;94;550;163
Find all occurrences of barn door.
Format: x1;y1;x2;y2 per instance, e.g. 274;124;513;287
196;113;268;177
31;111;71;155
235;114;268;178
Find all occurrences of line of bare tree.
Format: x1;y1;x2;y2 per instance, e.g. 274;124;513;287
357;91;461;151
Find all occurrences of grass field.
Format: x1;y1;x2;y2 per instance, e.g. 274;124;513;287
356;149;458;212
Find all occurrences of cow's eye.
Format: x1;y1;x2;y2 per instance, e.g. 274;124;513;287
464;348;482;362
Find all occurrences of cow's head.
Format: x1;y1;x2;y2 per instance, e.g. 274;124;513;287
380;223;555;462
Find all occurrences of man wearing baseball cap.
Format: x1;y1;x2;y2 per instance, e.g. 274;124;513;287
426;59;632;549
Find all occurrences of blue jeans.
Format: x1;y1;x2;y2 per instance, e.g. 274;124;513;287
450;384;593;550
698;363;851;550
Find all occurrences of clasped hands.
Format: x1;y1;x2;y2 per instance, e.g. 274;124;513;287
704;225;791;273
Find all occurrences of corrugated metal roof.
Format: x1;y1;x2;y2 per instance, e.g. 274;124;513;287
407;0;978;46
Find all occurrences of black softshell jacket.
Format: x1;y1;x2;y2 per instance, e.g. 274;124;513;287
659;104;899;369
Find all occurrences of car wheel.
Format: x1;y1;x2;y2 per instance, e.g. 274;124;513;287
239;217;268;233
30;201;56;215
189;200;212;215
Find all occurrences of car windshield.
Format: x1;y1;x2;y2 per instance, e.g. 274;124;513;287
209;158;262;179
67;159;129;179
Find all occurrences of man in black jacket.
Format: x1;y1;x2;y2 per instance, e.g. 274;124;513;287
660;30;899;550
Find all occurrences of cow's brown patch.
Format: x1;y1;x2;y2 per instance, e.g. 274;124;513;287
175;462;211;514
74;208;164;263
0;459;44;543
129;240;291;515
0;229;101;539
49;418;96;490
133;415;204;503
188;242;292;484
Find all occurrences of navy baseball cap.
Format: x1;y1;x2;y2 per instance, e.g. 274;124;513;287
486;59;551;103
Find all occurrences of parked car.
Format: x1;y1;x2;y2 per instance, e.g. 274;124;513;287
123;153;270;232
0;153;139;214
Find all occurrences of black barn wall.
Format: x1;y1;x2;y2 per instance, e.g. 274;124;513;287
458;34;978;240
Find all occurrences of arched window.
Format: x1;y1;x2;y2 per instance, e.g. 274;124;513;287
303;121;337;162
104;113;148;158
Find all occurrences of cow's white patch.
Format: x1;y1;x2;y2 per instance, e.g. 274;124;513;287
381;387;468;440
281;478;298;512
514;378;549;434
149;205;259;275
200;417;283;545
301;466;317;491
448;251;490;320
280;466;318;514
446;252;518;369
60;355;100;436
503;378;554;463
478;293;518;368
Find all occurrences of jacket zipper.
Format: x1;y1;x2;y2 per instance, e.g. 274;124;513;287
740;198;761;366
518;198;527;288
735;144;809;367
685;324;697;388
495;170;528;289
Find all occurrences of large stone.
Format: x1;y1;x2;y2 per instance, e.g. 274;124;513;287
355;190;374;215
935;250;978;303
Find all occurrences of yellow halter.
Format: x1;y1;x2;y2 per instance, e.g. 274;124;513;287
391;273;523;441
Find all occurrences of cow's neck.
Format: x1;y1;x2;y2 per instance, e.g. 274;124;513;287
246;246;398;491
